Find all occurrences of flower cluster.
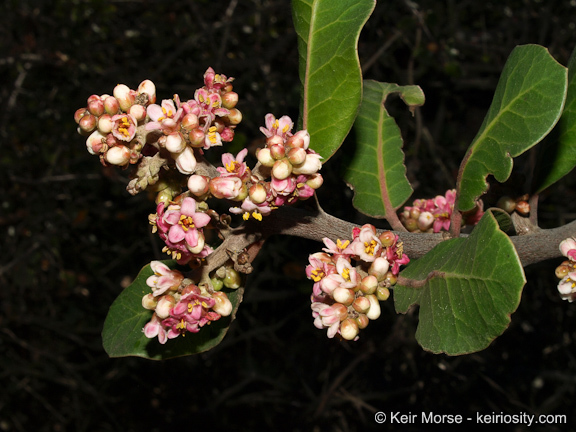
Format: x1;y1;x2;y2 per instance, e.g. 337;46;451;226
142;261;233;344
306;224;409;340
75;79;157;167
149;196;213;265
399;189;483;233
555;237;576;302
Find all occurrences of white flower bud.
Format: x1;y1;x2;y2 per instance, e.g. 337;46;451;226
138;79;156;104
212;291;233;317
187;175;210;196
165;133;186;153
105;145;131;166
365;294;381;320
174;147;197;174
340;318;359;340
256;148;275;167
292;153;322;175
272;159;293;180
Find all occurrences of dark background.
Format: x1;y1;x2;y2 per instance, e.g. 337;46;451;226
2;0;576;431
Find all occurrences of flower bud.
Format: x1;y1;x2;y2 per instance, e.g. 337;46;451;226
142;293;158;310
105;145;131;166
174;147;197;174
78;113;97;133
360;275;378;295
368;257;390;281
378;231;396;247
224;267;242;289
97;114;114;134
332;303;348;321
266;135;285;147
256;148;275;167
352;296;371;314
376;286;390;301
333;287;355;305
356;313;370;329
210;176;243;199
556;264;572;279
516;200;530;216
272;159;293;180
286;130;310;149
181;113;199;130
137;79;156;104
113;84;136;112
129;103;147;122
188;233;206;254
86;130;107;154
306;173;324;190
211;277;224;291
340;318;359;340
212;291;233;316
409;207;421;220
292;153;322;175
165;133;186;153
560;238;576;258
497;196;516;213
155;295;176;319
74;107;88;124
404;217;418;232
155;189;173;205
226;108;242;125
188;174;210;196
188;128;206;147
270;143;286;160
287;147;306;165
365;294;381;320
417;211;434;231
221;91;238;109
87;96;105;117
104;96;120;115
249;183;268;204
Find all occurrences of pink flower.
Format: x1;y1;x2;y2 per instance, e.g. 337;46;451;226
351;224;382;263
146;99;183;134
146;261;184;297
203;67;233;90
306;252;336;296
259;113;294;139
143;314;168;344
560;237;576;261
432;189;456;233
322;237;354;261
558;271;576;302
229;197;273;221
311;302;342;338
271;176;297;196
155;197;212;264
217;148;249;179
111;113;137;142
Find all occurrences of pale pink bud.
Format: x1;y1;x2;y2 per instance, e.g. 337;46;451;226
333;287;355;305
87;96;105;117
368;257;390;281
78;114;97;133
332;303;348;321
155;295;176;319
360;275;378;295
137;79;156;104
210;176;243;199
97;114;114;134
165;133;185;153
142;293;158;310
340;318;359;340
129;104;147;122
286;130;310;149
188;128;206;147
266;135;285;147
256;148;275;167
270;143;286;160
181;113;199;130
306;173;324;189
212;291;233;316
292;153;322;175
417;211;434;231
226;108;242;125
104;96;120;115
74;107;88;124
174;146;197;174
352;296;371;314
249;183;268;204
188;175;210;196
272;159;293;180
356;313;370;329
221;91;238;109
113;84;135;112
365;294;381;320
105;145;131;166
86;130;107;154
560;238;576;259
288;147;306;165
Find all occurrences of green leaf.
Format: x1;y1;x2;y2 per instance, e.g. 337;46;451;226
102;261;243;360
342;80;423;217
457;44;567;211
394;211;525;355
533;46;576;193
292;0;375;161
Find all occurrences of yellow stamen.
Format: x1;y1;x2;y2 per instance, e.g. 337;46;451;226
176;319;186;331
342;268;350;281
179;214;195;231
311;268;325;282
252;211;262;221
243;212;250;220
364;240;377;255
226;161;239;172
336;239;350;250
